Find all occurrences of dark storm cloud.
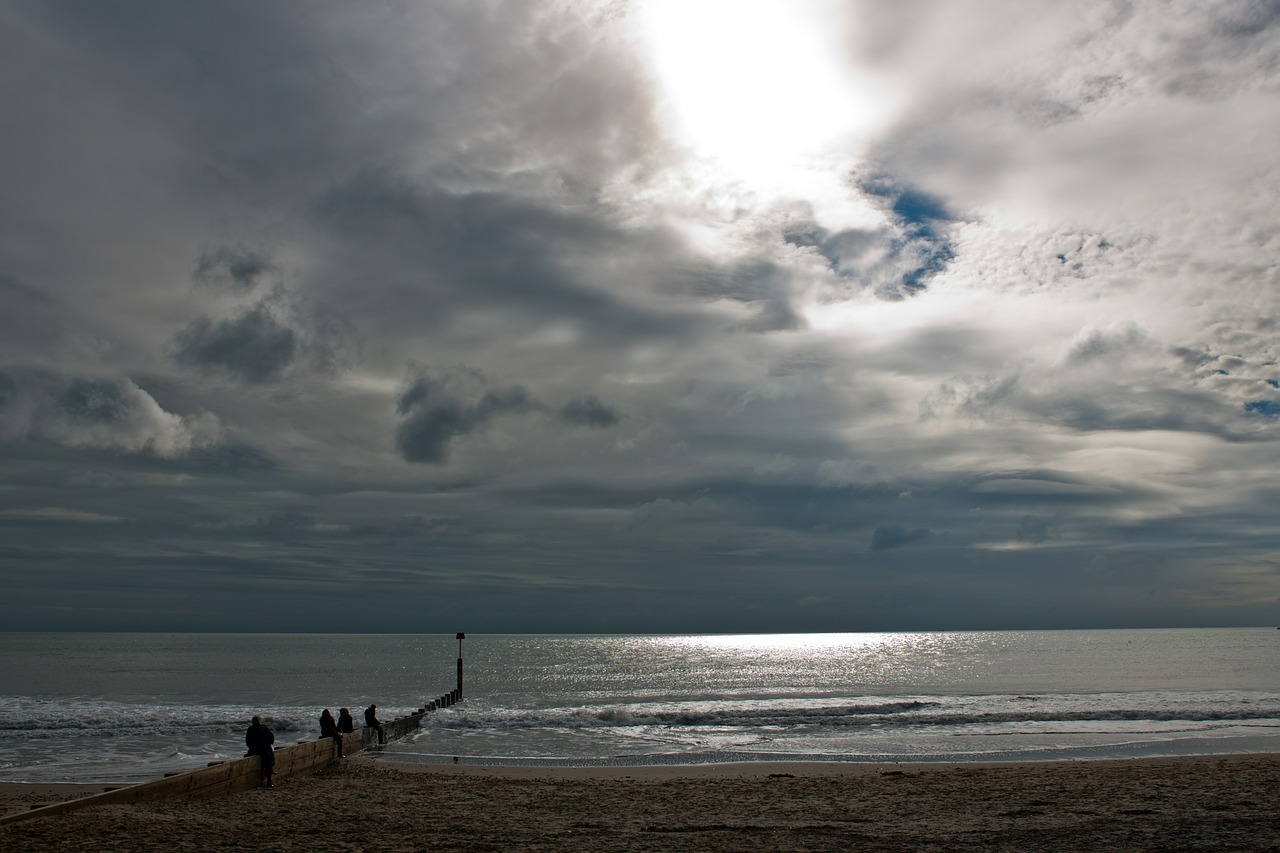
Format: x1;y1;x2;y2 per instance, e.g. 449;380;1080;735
0;274;52;307
870;524;933;550
675;260;805;332
183;442;276;474
21;1;371;189
940;370;1257;441
309;171;714;348
1016;514;1055;544
0;368;222;457
0;371;16;410
395;372;542;464
0;274;65;356
560;395;620;428
9;0;665;237
58;377;139;427
170;303;298;384
192;245;277;293
1037;387;1266;441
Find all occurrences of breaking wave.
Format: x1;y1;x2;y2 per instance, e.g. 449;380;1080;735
427;694;1280;734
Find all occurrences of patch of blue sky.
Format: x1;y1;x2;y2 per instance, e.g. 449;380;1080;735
1243;400;1280;418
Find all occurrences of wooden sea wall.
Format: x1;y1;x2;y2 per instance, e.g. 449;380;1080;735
0;691;462;827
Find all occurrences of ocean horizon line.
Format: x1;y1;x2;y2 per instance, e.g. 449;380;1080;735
3;625;1276;636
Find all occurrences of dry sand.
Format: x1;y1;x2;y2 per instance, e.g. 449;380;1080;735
2;754;1278;851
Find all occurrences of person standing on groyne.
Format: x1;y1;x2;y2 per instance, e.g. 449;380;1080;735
365;704;387;744
319;708;343;757
245;715;276;788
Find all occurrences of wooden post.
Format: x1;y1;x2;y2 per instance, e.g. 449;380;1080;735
455;632;465;700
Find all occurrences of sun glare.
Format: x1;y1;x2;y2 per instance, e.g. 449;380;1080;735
637;0;894;194
660;633;902;654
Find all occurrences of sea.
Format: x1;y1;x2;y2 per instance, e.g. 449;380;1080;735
1;629;1278;784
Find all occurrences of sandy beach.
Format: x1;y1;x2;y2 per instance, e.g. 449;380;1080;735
2;754;1278;851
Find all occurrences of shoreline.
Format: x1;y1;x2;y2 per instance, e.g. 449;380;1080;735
6;745;1278;788
4;753;1277;851
4;747;1279;790
3;750;1277;807
368;749;1280;779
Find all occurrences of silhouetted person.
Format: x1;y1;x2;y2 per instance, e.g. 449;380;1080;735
337;707;355;734
320;708;343;757
245;714;275;788
365;704;387;744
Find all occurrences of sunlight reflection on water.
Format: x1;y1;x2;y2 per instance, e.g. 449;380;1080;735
660;632;893;652
641;632;989;694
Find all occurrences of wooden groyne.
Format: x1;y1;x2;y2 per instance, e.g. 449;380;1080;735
1;641;467;827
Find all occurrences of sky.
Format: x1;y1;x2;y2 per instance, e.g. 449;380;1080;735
2;0;1279;633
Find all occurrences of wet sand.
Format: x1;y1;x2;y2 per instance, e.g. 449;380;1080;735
2;754;1278;851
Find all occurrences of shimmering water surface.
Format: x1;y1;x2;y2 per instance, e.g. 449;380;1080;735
1;629;1277;782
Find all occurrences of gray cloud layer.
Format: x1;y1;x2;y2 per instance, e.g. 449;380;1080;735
0;0;1277;631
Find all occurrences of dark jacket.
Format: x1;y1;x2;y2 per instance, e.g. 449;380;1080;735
320;710;339;738
245;722;275;768
365;706;381;727
337;709;355;733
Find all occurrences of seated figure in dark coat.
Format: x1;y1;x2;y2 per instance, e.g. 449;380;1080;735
245;715;276;788
319;708;343;757
365;704;387;744
337;707;355;734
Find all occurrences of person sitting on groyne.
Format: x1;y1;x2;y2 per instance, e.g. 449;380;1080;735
244;715;276;788
365;704;387;744
319;708;343;757
337;707;355;734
